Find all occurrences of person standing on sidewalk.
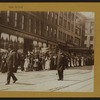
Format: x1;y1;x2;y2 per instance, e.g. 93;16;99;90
5;44;18;85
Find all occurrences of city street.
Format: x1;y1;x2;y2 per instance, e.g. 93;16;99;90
0;66;94;92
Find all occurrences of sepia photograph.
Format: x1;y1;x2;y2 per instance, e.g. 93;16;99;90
0;11;94;92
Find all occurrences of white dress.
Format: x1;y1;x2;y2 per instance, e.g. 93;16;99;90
71;58;74;67
76;57;79;67
68;58;71;67
45;58;50;70
24;58;29;71
81;57;84;66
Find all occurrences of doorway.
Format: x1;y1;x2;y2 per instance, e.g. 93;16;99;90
24;38;33;54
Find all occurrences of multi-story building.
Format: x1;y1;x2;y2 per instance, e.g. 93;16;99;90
84;18;94;50
0;11;58;54
0;11;93;54
57;12;86;49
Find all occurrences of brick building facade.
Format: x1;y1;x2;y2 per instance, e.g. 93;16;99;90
0;11;93;54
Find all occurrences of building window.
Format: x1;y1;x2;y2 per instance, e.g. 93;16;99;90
90;36;93;41
67;35;70;42
51;12;53;18
29;19;32;32
85;36;87;40
59;16;62;26
63;33;64;41
61;32;62;40
71;36;73;43
51;27;52;32
90;28;94;34
47;12;49;15
68;22;70;30
55;14;58;24
64;19;67;29
75;37;80;46
54;29;57;38
75;28;77;34
71;24;74;32
7;11;10;23
76;16;81;29
72;13;74;21
41;22;43;36
84;44;87;47
63;33;66;41
60;12;63;17
39;22;41;35
75;28;80;35
22;15;25;30
15;12;17;27
68;12;71;19
36;20;39;35
46;25;49;36
47;25;48;31
64;12;67;19
51;27;53;37
34;19;36;34
47;12;50;19
58;31;60;40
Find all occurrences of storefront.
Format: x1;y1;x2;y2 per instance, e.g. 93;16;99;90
0;25;57;55
0;32;24;53
0;26;49;54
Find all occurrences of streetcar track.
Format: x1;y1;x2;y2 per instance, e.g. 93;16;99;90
49;77;93;92
0;71;92;86
0;70;93;91
74;83;92;92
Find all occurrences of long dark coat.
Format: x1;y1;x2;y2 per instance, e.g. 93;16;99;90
6;50;16;71
56;53;62;70
57;53;66;70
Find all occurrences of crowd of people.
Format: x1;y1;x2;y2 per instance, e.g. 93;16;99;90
0;48;94;73
0;44;94;84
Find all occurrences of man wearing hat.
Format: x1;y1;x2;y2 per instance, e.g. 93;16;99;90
6;44;18;85
56;49;66;81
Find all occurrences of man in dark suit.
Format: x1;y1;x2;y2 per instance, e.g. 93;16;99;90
57;50;66;81
5;44;18;85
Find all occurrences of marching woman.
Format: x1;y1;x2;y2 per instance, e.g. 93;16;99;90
33;55;39;71
24;55;30;72
45;55;50;70
50;55;55;70
81;56;84;66
1;52;8;73
76;56;79;67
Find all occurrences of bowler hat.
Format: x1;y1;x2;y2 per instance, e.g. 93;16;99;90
8;44;13;49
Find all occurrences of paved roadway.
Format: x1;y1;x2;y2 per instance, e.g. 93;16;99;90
0;65;94;92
